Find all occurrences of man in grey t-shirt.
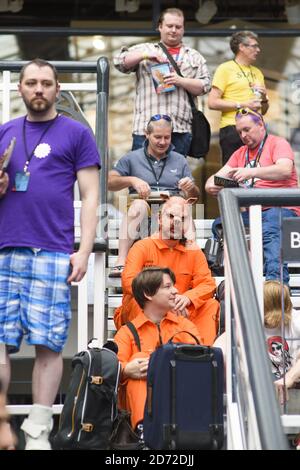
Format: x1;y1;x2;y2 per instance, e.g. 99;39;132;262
108;115;199;277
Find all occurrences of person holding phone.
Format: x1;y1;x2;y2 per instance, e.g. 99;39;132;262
205;108;300;285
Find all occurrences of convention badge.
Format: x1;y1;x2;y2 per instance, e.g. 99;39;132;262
14;171;30;192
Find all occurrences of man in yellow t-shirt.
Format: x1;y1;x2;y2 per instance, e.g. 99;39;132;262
208;31;269;164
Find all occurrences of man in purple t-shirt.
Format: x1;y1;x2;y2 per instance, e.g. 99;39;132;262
0;59;100;450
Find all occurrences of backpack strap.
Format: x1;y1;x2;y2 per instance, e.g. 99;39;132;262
126;322;141;352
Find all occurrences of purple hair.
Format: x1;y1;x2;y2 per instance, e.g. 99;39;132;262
236;109;263;125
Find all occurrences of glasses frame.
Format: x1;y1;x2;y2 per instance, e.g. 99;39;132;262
243;43;260;50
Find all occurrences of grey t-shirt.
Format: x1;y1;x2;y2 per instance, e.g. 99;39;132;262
113;145;193;194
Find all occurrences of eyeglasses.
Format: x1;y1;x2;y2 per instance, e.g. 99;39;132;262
149;114;172;123
244;43;260;50
236;107;263;120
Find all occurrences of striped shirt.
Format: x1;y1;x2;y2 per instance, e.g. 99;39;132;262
114;42;211;135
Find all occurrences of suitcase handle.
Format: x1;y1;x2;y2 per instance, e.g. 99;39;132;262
168;331;200;344
174;344;214;361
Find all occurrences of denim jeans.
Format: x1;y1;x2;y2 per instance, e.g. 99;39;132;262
212;208;298;284
132;132;192;157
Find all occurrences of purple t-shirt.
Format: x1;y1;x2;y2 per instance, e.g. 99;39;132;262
0;115;101;253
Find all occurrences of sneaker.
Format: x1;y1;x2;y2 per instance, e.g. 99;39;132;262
21;404;53;450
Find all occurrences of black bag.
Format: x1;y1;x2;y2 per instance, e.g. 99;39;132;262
190;108;211;159
53;341;121;450
158;42;211;159
204;223;224;277
109;409;143;450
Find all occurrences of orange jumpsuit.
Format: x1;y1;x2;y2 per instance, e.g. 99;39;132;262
114;236;219;345
114;311;201;428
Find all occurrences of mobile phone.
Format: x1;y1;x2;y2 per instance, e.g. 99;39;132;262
214;175;240;188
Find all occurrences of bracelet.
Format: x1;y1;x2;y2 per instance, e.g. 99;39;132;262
142;51;149;60
261;99;269;104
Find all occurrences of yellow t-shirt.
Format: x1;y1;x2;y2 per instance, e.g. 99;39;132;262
212;60;265;128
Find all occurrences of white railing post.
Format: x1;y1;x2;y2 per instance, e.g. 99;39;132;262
93;252;106;346
249;205;264;322
2;70;11;123
74;274;88;352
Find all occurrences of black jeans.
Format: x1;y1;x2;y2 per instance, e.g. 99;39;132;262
219;125;243;165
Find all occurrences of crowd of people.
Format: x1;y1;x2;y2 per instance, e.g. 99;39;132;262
0;6;299;451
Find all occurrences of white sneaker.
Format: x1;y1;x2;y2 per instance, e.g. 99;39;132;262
21;404;53;450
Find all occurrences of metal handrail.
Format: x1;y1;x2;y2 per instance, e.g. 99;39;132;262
0;60;98;73
219;188;296;450
96;56;109;210
0;27;300;37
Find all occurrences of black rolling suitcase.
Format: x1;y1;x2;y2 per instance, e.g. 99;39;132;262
143;340;224;450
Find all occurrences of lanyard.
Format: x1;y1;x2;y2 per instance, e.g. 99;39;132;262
144;146;167;188
22;114;58;173
244;133;268;187
233;60;255;88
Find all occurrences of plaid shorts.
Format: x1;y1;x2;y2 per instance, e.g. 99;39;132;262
0;248;71;353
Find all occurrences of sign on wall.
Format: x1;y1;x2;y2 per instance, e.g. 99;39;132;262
282;218;300;262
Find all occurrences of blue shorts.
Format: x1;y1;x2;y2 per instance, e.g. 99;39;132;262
0;248;72;353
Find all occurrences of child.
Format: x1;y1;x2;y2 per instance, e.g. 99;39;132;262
264;280;300;380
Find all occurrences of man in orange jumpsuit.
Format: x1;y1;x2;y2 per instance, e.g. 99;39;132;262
114;266;201;430
114;196;219;346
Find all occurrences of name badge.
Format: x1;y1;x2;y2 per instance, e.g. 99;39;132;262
14;171;30;192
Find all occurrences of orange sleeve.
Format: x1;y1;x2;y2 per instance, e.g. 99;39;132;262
121;240;148;295
184;249;217;310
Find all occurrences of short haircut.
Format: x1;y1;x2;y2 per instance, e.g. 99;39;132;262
19;58;58;83
132;267;176;309
264;280;292;328
230;31;258;55
158;8;184;26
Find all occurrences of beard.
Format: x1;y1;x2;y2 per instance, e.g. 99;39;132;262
23;96;52;114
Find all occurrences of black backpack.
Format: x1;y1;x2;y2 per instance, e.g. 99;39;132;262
204;223;224;277
53;341;121;450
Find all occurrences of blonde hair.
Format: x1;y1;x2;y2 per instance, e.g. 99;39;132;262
264;280;292;328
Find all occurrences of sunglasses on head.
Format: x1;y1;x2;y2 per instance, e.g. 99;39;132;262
236;108;263;120
149;114;172;123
